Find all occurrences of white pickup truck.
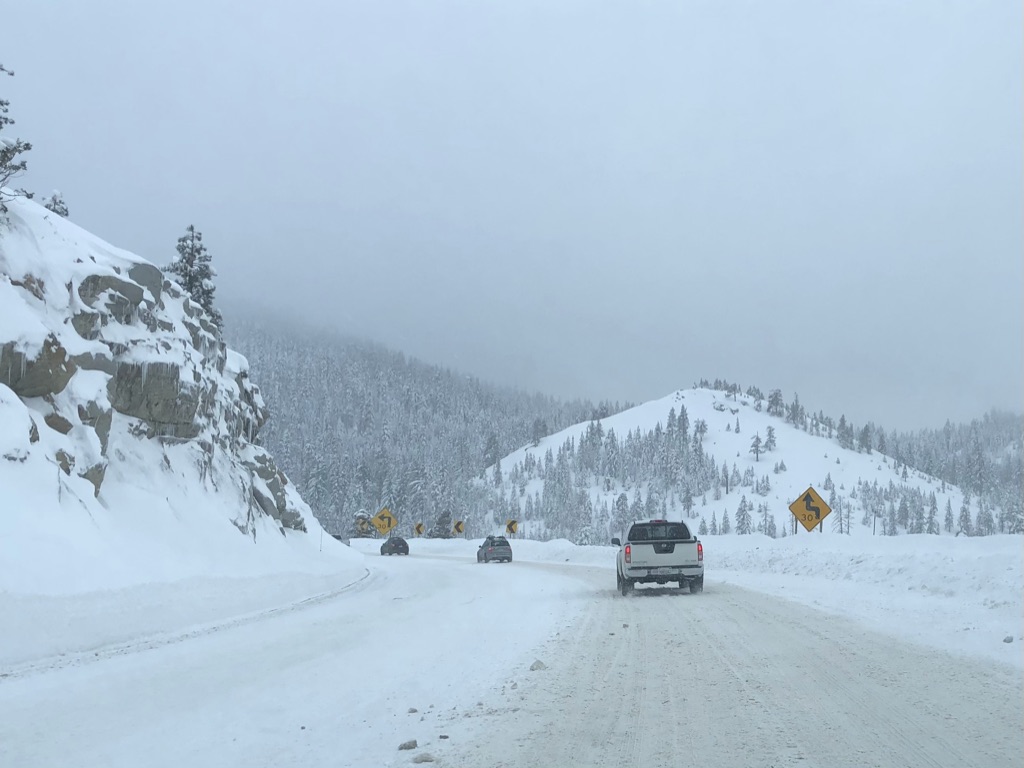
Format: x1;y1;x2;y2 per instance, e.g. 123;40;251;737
612;519;704;595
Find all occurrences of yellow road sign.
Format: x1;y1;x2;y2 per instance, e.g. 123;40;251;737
371;507;397;535
789;487;832;532
453;520;465;535
506;519;518;535
414;522;424;536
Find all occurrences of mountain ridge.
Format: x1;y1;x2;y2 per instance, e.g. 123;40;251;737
483;386;1022;542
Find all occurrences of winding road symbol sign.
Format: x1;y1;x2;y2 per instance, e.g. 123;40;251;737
789;487;832;532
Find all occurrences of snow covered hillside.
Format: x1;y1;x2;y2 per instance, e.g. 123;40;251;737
490;387;1006;542
0;196;360;594
483;396;1023;666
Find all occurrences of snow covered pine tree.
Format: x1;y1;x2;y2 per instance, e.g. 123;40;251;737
166;225;223;327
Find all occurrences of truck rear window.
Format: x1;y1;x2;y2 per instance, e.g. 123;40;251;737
628;523;691;541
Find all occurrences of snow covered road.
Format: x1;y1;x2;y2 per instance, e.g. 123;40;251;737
440;569;1023;768
0;554;585;768
3;552;1021;768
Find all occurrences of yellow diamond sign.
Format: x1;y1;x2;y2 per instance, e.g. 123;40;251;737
789;487;832;532
371;507;397;535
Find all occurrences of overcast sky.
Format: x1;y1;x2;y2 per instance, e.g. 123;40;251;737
5;1;1021;430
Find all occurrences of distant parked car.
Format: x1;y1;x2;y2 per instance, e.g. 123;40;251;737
380;536;409;556
477;535;513;563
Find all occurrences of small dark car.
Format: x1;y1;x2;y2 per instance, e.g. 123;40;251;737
380;536;409;556
477;535;513;563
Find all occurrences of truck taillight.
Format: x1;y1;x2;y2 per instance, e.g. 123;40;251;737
697;541;703;562
624;544;631;564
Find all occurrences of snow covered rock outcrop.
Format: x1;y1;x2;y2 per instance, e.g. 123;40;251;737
0;196;316;588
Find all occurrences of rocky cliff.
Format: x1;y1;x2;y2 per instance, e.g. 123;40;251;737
0;195;313;555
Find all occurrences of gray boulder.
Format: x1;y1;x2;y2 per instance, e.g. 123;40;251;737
71;310;105;341
77;399;113;454
70;350;116;377
44;410;74;435
107;361;201;438
0;335;76;398
55;449;75;475
127;263;163;304
78;461;107;497
77;274;144;309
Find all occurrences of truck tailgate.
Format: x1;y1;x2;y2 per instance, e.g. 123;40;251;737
629;541;700;568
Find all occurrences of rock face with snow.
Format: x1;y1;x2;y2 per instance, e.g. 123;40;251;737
0;195;309;535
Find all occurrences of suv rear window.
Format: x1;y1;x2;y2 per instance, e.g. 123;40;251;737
492;537;509;546
627;523;691;541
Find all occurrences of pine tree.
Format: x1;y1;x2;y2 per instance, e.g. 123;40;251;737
630;487;643;521
166;225;223;327
897;496;910;530
530;418;548;447
957;496;973;537
720;508;731;534
677;405;690;443
698;517;708;536
42;190;69;218
975;498;995;536
682;486;694;517
735;416;741;434
749;433;763;461
709;511;718;535
735;496;752;534
926;493;940;535
0;64;32;216
909;496;925;534
483;432;500;470
858;424;873;454
885;502;898;536
764;426;776;452
430;507;453;538
943;499;954;533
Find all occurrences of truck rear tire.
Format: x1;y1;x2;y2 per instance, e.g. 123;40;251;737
620;576;633;596
690;577;703;594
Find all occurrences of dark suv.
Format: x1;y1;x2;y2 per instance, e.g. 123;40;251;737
477;535;513;563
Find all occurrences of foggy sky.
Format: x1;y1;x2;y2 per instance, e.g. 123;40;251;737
5;1;1021;431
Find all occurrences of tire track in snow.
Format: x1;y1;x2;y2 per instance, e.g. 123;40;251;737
438;575;1022;768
